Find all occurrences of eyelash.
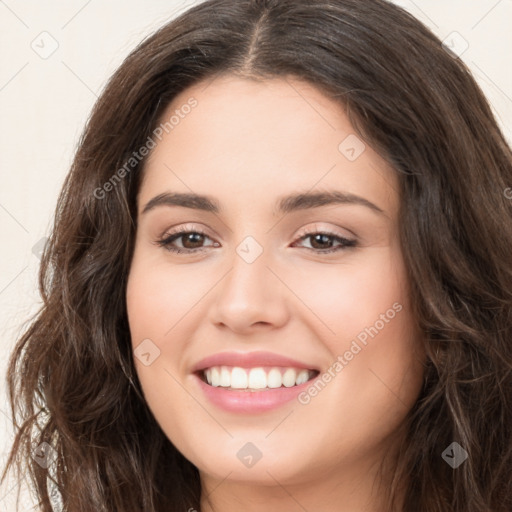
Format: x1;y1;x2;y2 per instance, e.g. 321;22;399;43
155;225;357;255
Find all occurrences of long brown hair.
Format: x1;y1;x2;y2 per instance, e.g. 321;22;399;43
2;0;511;510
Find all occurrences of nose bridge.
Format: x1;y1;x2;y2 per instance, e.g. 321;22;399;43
224;235;274;308
209;235;289;331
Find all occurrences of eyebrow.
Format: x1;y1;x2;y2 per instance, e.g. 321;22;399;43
141;190;386;217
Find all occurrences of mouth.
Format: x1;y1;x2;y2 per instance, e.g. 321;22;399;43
196;366;320;392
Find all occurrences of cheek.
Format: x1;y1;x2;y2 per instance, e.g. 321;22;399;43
288;252;422;464
292;247;411;348
126;251;211;344
126;255;196;446
291;245;423;404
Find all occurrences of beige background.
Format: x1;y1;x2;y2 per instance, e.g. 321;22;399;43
1;0;511;509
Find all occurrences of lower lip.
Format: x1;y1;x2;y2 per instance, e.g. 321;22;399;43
194;373;314;413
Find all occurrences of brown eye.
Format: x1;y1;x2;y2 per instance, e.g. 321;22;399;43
294;231;357;254
180;232;206;249
156;228;218;254
309;233;336;250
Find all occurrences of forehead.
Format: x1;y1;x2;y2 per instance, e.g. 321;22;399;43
139;74;399;218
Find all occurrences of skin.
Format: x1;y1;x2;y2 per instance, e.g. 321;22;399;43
126;74;426;512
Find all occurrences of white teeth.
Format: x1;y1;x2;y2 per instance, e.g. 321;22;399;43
220;366;231;387
202;366;315;389
230;367;248;389
282;368;296;387
296;369;309;385
267;368;282;388
248;368;267;389
211;367;220;387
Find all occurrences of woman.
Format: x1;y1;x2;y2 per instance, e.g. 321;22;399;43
2;0;511;510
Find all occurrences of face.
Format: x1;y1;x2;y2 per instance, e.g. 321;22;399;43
126;74;425;494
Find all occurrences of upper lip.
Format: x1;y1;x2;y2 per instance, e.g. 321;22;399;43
191;351;319;373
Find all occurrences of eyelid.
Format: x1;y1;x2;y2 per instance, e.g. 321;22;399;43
294;222;356;240
158;222;213;239
159;223;354;242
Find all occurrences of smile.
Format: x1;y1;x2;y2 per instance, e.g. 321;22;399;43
201;366;319;391
192;351;322;413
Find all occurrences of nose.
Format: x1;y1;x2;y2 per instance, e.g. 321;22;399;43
207;245;291;334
